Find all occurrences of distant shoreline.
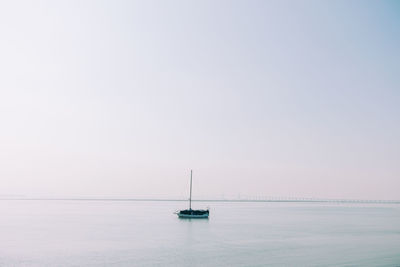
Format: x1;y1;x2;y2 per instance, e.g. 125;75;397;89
1;198;399;204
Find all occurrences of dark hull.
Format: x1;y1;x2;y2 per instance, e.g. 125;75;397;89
177;209;209;218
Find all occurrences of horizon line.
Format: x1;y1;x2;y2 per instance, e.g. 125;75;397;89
1;197;399;204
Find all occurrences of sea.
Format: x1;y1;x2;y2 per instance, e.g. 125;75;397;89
0;200;399;266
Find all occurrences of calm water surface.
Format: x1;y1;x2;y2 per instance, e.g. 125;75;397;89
0;200;399;266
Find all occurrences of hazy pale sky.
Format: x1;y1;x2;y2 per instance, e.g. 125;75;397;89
0;0;399;199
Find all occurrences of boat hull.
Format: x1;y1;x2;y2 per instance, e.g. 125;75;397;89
176;209;209;219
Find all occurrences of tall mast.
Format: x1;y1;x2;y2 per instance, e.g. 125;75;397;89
189;170;193;210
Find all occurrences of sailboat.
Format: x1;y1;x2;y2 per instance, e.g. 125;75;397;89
176;170;209;218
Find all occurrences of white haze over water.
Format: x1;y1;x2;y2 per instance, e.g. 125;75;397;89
0;0;399;200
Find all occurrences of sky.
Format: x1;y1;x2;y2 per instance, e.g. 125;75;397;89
0;0;399;200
